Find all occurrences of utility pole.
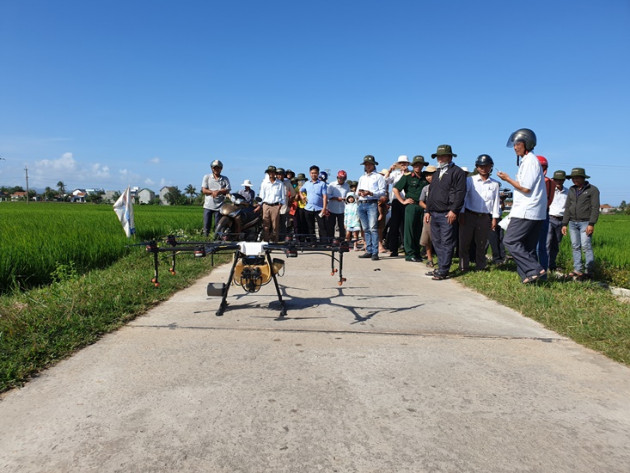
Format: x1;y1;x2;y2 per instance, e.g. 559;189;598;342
25;165;29;204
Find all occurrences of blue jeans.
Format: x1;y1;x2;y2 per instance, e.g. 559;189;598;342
358;201;379;254
568;221;594;273
203;208;221;236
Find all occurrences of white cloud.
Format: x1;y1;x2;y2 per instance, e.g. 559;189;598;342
35;152;78;174
144;178;155;186
149;157;161;164
90;163;110;178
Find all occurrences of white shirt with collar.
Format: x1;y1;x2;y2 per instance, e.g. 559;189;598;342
548;185;568;217
259;178;286;205
509;152;547;220
357;171;386;202
462;174;501;218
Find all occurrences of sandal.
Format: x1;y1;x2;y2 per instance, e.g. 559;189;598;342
522;269;547;284
431;273;449;281
426;260;434;268
568;271;584;280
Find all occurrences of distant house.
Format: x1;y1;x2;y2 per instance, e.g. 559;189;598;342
137;188;156;204
70;189;87;203
11;191;27;201
159;186;175;205
600;204;616;214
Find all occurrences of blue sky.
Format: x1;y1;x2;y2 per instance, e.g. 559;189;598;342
1;0;629;204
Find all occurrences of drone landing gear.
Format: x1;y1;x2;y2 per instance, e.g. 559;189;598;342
209;250;288;317
266;251;287;319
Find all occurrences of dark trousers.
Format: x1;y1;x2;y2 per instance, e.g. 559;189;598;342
386;199;405;253
536;214;550;271
326;212;345;240
459;211;491;270
203;208;220;237
504;217;544;281
296;207;308;239
547;215;564;270
305;209;327;241
488;220;505;263
430;211;458;276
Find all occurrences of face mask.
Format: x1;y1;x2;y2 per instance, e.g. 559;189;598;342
438;161;449;170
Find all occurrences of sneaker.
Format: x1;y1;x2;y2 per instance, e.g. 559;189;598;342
359;252;373;259
371;254;380;261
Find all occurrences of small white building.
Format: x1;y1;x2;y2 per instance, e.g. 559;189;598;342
138;188;156;204
159;186;175;205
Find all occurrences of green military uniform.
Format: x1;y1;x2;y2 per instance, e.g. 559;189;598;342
394;170;428;260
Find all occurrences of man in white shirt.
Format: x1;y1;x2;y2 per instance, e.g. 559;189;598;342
458;154;501;271
497;128;547;283
257;165;286;242
357;155;386;260
326;170;350;240
547;170;569;271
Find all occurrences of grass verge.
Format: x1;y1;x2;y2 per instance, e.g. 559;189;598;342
456;261;630;366
0;249;229;393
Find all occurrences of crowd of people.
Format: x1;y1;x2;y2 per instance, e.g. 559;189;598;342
200;128;600;283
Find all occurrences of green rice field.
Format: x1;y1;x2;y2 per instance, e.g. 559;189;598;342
0;203;208;294
1;203;629;294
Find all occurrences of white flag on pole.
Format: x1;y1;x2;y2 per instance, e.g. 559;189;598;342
113;186;136;238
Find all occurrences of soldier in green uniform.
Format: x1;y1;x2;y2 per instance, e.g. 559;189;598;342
393;155;429;262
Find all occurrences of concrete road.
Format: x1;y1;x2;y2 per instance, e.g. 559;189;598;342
1;251;629;472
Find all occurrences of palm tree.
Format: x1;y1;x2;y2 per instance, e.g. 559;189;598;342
57;181;66;197
185;184;197;204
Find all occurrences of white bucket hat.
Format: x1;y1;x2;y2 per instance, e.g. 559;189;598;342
397;155;410;164
241;179;253;187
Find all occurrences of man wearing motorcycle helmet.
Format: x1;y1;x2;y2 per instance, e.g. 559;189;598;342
458;154;501;271
497;129;547;283
326;170;350;239
201;159;231;237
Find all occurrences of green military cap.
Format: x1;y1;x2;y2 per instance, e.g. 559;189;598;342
411;155;428;166
275;167;285;174
431;144;457;158
361;155;379;166
552;170;567;180
568;167;590;179
296;173;307;180
265;165;277;173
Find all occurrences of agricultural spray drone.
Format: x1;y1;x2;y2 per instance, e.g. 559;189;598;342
141;235;349;317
